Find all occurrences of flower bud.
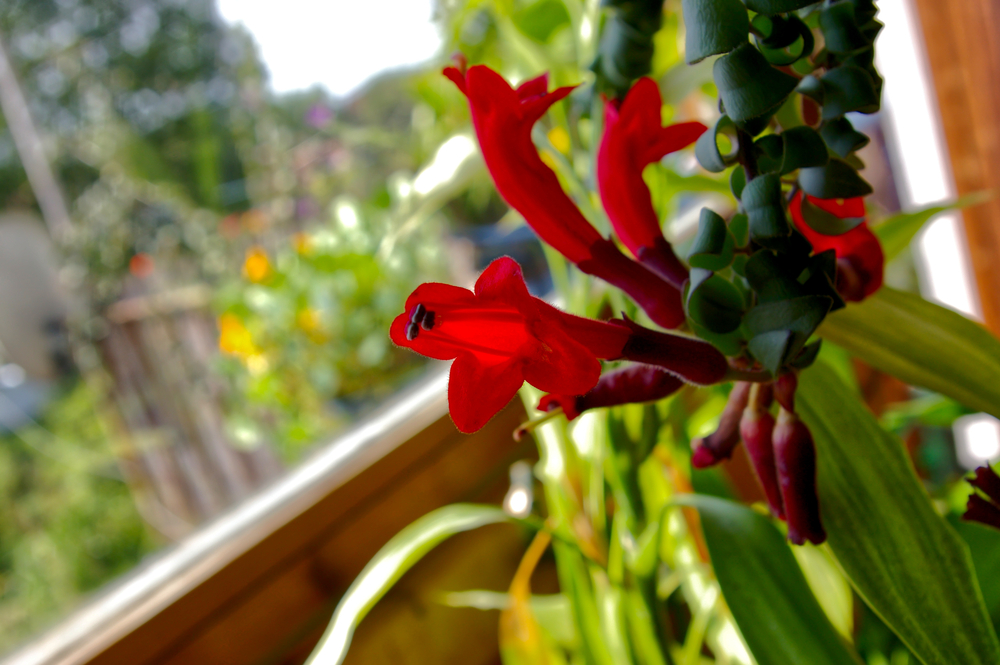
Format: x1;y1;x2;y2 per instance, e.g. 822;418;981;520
740;386;784;519
774;372;797;412
692;382;751;468
774;408;826;545
537;364;684;421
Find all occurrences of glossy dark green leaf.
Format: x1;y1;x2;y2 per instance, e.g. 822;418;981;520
744;295;833;337
742;0;818;15
744;249;803;302
748;330;793;374
797;74;824;103
714;43;799;124
820;117;870;158
798;363;1000;665
730;212;750;246
675;494;863;665
687;268;745;333
789;338;822;369
683;0;750;64
689;208;736;270
742;174;790;248
819;2;868;54
820;66;880;119
754;134;784;173
730;166;747;199
695;115;740;172
819;287;1000;420
798;158;873;199
307;504;511;665
872;193;990;261
780;125;829;174
799;195;865;235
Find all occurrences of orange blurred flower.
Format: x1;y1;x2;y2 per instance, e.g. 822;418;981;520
218;314;258;358
243;247;272;283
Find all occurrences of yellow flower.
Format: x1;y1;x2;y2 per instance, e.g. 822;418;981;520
218;314;258;358
243;247;272;283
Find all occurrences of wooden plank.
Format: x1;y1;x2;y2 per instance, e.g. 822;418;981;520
910;0;1000;334
154;406;532;664
77;400;530;665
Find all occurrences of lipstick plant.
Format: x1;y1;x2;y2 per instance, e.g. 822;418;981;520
309;1;1000;664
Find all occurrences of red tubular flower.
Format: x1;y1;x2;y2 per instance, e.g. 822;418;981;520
774;408;826;545
537;364;684;421
740;384;785;519
390;257;630;433
691;381;752;468
598;77;707;288
789;192;884;301
964;466;1000;531
444;61;686;329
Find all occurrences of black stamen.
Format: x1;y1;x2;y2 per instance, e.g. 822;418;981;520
420;310;436;330
405;322;420;341
410;303;426;323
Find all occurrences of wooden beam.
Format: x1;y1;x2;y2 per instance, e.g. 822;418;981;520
909;0;1000;333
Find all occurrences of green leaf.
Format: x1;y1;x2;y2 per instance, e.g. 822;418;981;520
683;0;750;64
689;208;736;270
742;0;818;15
714;43;800;125
729;212;750;246
686;268;745;334
742;174;791;248
872;192;991;261
306;504;511;665
798;195;865;235
819;287;1000;420
820;117;870;158
748;329;793;374
798;158;873;199
780;125;829;174
797;363;1000;665
513;0;571;43
744;295;833;337
820;66;881;119
695;115;740;173
818;2;869;54
674;495;862;665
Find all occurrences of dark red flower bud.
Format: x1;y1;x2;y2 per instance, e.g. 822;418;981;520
692;382;752;468
964;494;1000;531
537;364;684;421
970;465;1000;505
615;316;730;386
964;466;1000;531
774;408;826;545
774;372;797;412
741;386;785;519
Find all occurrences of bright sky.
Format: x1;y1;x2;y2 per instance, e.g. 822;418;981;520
215;0;443;98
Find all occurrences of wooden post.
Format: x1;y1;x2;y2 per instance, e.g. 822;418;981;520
909;0;1000;334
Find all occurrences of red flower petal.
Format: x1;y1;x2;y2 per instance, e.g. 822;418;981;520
789;192;884;300
448;353;526;433
597;78;705;288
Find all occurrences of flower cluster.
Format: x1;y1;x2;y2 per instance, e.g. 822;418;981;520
390;60;887;546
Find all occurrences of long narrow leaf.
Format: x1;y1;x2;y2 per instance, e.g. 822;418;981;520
306;504;510;665
675;494;862;665
819;287;1000;419
872;192;989;261
798;363;1000;665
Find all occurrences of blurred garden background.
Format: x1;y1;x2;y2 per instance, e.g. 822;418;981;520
0;0;998;661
